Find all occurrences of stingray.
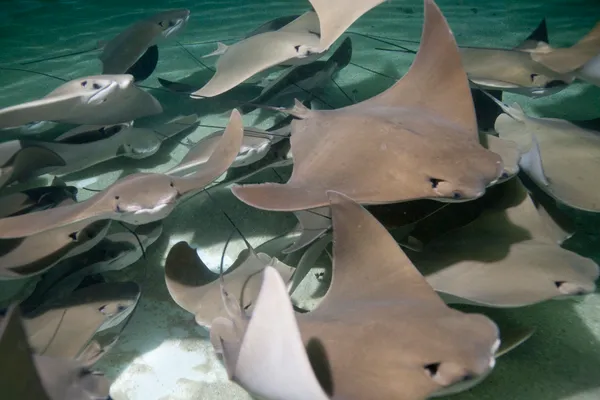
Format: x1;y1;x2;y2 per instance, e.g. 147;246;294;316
577;51;600;87
378;19;573;97
164;241;295;327
99;9;190;81
232;0;504;211
24;221;162;306
0;109;243;239
0;304;112;400
11;281;140;360
240;36;353;114
211;189;500;400
167;121;290;176
492;97;600;212
0;140;66;189
0;183;77;218
0;74;163;129
23;114;198;176
406;177;599;308
529;21;600;75
190;12;325;98
0;207;111;280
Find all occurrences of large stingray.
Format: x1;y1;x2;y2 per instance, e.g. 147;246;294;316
0;74;163;129
191;12;323;98
232;0;504;211
493;98;600;212
24;114;198;176
0;109;243;239
211;190;500;400
0;305;111;400
406;177;599;307
100;9;190;81
529;21;600;75
164;241;295;327
0;208;111;280
0;183;78;219
0;140;66;189
240;36;353;114
13;282;140;359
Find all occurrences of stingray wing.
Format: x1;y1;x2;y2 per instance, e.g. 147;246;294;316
308;0;386;51
0;306;51;399
283;206;331;254
172;109;244;195
191;31;321;98
0;94;86;129
531;22;600;74
100;21;164;74
313;191;444;312
215;266;330;400
0;190;114;239
344;0;478;138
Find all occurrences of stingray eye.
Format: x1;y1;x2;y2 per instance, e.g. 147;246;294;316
115;196;120;200
92;83;101;90
168;20;175;27
294;45;301;52
68;232;78;241
117;305;127;312
170;182;174;187
530;73;539;82
429;178;444;189
81;80;88;87
158;21;164;27
98;305;108;314
452;191;462;200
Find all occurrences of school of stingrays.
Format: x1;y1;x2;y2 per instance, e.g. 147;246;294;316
0;0;599;399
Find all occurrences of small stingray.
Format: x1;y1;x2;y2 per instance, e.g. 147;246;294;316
168;122;289;176
493;98;600;212
15;281;140;360
23;114;198;176
530;21;600;75
0;304;112;400
191;12;324;98
25;221;162;305
0;74;163;129
232;0;504;211
407;177;599;308
377;19;572;97
0;109;243;238
240;37;353;114
164;241;295;327
0;141;66;189
0;208;111;280
100;9;190;81
0;183;77;218
211;189;500;400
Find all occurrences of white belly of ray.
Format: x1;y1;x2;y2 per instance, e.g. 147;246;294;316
119;202;176;225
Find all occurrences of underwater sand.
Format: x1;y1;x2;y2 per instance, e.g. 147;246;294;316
1;0;600;399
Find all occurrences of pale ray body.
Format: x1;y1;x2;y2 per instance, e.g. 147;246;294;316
0;109;244;238
18;282;140;359
407;178;599;307
25;114;197;176
0;140;66;189
495;103;600;212
100;9;190;76
0;305;112;400
0;74;162;129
